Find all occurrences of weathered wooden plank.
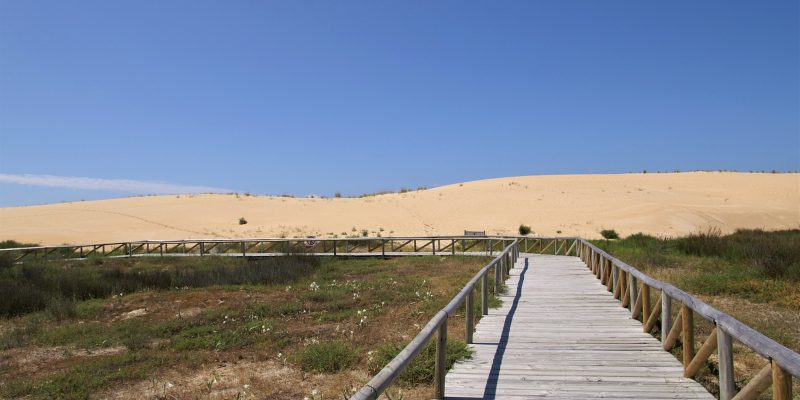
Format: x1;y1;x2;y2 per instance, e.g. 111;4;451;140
445;255;713;399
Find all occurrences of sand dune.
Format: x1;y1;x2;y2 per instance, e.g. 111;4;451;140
1;172;797;246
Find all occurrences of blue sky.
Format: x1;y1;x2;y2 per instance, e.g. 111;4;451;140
1;1;798;206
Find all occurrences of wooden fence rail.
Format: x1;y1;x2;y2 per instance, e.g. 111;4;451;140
578;240;798;400
351;239;521;400
0;236;575;262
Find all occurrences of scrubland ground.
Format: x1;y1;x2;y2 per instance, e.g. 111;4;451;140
593;229;800;399
0;255;497;399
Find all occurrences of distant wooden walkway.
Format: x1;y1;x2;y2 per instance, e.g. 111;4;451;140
445;254;713;399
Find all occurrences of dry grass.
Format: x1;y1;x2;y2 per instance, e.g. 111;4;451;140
0;255;496;399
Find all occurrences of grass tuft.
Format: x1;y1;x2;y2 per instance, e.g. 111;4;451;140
296;341;358;373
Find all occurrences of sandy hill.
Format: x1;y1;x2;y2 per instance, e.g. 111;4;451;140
0;172;798;246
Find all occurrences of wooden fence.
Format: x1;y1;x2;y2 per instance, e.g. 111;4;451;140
578;239;799;400
0;236;575;262
351;239;521;399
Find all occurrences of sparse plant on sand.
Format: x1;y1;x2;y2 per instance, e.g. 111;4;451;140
239;217;248;225
518;224;532;236
600;229;620;240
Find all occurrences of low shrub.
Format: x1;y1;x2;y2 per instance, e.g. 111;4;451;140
296;341;357;373
0;256;319;317
600;229;620;240
675;228;800;279
368;339;472;384
238;217;248;225
518;224;532;235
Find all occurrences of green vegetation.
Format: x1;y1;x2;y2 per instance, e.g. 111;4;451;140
2;351;173;400
674;228;799;279
0;240;38;269
0;255;495;398
600;229;620;240
367;339;472;384
297;341;358;372
518;224;532;235
238;217;248;225
0;256;318;317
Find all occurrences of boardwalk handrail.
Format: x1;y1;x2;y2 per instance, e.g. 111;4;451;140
351;239;520;400
0;236;531;261
577;239;799;400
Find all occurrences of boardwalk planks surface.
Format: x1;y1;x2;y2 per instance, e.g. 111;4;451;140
445;254;713;399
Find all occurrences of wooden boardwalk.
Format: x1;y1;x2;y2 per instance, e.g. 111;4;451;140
445;254;714;399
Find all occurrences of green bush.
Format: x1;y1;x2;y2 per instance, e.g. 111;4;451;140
0;252;12;269
0;240;38;269
238;217;248;225
296;341;357;373
518;224;532;235
675;228;800;279
600;229;620;240
368;339;472;384
0;256;319;317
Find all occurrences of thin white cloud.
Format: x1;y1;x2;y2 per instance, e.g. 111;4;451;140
0;173;233;194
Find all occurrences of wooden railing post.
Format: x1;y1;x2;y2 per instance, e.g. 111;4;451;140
494;261;501;294
642;284;651;326
435;321;447;400
466;289;474;344
600;256;607;285
772;361;792;400
662;294;672;344
481;273;489;315
611;264;619;294
629;274;637;313
682;308;695;370
717;327;735;400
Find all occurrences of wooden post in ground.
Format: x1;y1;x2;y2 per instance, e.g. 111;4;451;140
629;274;637;313
717;327;735;400
600;256;607;284
494;261;501;294
466;289;474;344
611;264;618;294
481;274;489;315
771;361;792;400
682;308;695;370
642;284;651;326
435;321;447;400
662;294;672;344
